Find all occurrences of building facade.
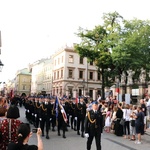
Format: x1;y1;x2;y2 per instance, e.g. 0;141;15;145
52;46;102;100
30;58;53;96
15;68;31;96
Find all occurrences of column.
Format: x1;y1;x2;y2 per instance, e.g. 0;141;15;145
93;89;97;100
126;85;132;95
139;84;145;98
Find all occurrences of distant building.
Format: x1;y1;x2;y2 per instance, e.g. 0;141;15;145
30;57;53;96
52;46;102;99
15;68;31;96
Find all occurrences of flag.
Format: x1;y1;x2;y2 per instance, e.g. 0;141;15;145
75;95;79;104
60;104;68;123
54;96;59;118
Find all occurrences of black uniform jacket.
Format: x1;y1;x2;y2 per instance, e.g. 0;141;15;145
85;109;103;136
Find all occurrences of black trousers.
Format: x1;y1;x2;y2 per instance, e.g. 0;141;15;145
77;116;85;132
40;116;50;134
87;132;101;150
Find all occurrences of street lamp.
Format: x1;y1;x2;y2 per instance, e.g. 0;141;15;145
0;60;4;72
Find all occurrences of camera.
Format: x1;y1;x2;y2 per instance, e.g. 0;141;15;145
32;128;38;133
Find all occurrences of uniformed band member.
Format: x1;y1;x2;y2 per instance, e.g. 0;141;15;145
39;96;52;139
34;96;41;128
51;97;56;131
76;96;87;137
69;98;77;131
57;99;68;138
85;101;103;150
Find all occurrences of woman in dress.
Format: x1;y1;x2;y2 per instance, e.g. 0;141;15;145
105;107;112;133
0;105;22;150
114;103;124;136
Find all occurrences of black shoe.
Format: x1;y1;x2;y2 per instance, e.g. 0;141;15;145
63;135;66;138
71;126;73;129
52;128;55;132
77;131;80;135
58;132;61;136
81;133;84;138
46;135;50;139
74;128;77;131
42;133;44;137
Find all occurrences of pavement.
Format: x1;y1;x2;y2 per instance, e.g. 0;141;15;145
18;106;150;150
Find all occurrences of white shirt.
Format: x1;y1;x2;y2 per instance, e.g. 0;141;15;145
123;108;131;121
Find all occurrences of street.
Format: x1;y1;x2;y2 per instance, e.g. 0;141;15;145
19;106;150;150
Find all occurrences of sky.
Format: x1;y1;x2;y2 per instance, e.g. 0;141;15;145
0;0;150;82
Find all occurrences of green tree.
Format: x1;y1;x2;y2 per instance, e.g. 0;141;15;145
75;11;150;100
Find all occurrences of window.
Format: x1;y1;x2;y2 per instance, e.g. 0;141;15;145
79;57;83;64
54;72;56;80
57;71;59;79
69;55;74;63
62;56;63;63
58;58;60;64
22;85;26;90
69;69;73;78
55;60;56;66
61;69;63;78
79;70;83;79
90;61;93;65
89;72;93;80
89;90;93;98
97;72;101;80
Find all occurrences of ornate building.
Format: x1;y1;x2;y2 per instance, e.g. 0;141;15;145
52;46;102;99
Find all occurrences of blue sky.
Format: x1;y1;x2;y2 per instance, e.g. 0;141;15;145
0;0;150;82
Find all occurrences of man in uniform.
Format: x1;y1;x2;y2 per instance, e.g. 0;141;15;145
76;96;87;137
39;96;52;139
85;101;103;150
57;98;68;138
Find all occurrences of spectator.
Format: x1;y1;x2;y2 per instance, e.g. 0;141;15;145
146;96;150;119
140;99;147;132
0;105;22;150
114;103;123;136
134;106;144;144
130;105;137;141
8;123;43;150
123;104;131;139
111;106;117;132
105;107;112;133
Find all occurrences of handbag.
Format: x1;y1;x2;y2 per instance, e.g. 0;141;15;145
120;118;125;126
130;119;135;127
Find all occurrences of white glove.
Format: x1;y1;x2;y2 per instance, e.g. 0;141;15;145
61;109;64;113
35;114;37;117
64;119;67;123
50;118;52;121
32;113;34;116
39;118;42;121
70;115;72;118
27;110;30;112
75;117;77;120
84;133;89;138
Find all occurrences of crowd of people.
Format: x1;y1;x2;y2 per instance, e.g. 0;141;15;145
0;93;150;150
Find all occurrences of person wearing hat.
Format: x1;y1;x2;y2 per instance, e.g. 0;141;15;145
39;96;52;139
76;96;87;137
85;100;103;150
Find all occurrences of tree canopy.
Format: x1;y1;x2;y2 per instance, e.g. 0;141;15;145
75;11;150;99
